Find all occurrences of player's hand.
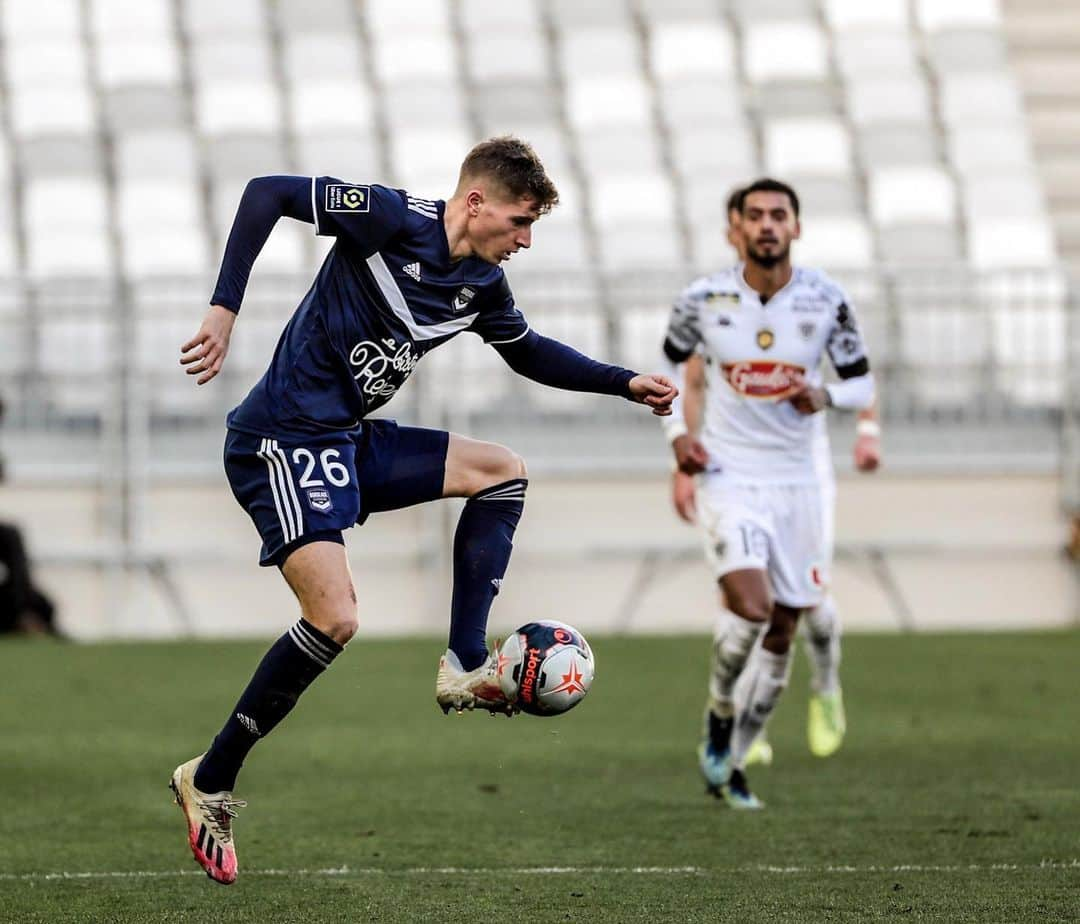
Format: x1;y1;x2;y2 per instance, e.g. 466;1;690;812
629;374;677;415
671;470;697;523
181;304;236;385
853;433;881;472
672;433;708;475
787;375;829;415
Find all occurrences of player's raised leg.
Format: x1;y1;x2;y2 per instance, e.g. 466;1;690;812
804;594;846;756
172;541;355;883
700;568;770;791
436;434;528;715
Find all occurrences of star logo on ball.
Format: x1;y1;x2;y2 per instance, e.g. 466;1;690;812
549;659;586;696
496;650;511;678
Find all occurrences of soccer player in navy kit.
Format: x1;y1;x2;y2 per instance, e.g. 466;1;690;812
169;137;676;884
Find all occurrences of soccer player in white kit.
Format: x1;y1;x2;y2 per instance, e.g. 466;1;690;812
672;190;882;765
660;179;876;808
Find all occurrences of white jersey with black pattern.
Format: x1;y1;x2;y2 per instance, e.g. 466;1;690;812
664;264;869;484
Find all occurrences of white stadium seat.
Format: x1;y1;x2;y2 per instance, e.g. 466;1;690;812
846;77;932;126
282;34;365;83
2;0;80;39
670;124;755;178
115;131;199;179
561;27;640;78
27;230;111;278
184;0;264;36
743;20;828;82
365;0;451;36
390;126;471;193
460;0;542;34
963;172;1047;221
939;72;1023;124
276;0;354;32
4;38;86;88
565;75;652;129
834;31;919;78
968;218;1057;270
794;216;874;270
869;166;957;225
117;180;201;233
295;133;381;179
372;33;457;83
97;38;181;88
764;117;853;176
649;22;736;80
824;0;907;29
122;226;209;277
289;81;375;133
191;37;274;83
659;79;744;128
466;30;548;82
589;172;677;228
948;124;1035;173
914;0;1001;32
90;0;172;40
195;83;282;135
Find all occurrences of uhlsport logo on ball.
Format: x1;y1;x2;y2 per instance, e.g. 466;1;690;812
497;620;595;716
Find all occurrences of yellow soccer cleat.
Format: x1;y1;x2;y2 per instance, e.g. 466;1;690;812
745;734;774;767
808;689;846;757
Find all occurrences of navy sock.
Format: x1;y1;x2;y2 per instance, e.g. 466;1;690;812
194;618;343;793
449;478;527;671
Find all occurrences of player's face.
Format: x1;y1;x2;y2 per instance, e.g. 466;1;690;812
468;190;541;264
740;191;800;268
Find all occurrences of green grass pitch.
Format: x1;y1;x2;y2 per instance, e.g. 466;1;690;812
2;630;1078;923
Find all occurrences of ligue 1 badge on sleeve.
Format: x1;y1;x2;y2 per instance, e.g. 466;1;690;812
325;184;371;213
756;327;775;350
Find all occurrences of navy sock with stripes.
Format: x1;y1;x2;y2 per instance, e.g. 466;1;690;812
449;478;527;671
194;618;342;793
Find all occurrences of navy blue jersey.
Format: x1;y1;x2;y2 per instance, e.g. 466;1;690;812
223;179;529;437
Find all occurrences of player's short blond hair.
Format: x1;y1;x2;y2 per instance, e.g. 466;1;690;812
457;136;559;215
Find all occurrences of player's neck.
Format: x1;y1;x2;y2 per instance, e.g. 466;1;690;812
741;259;793;302
442;196;472;262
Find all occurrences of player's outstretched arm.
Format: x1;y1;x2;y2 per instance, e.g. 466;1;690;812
181;304;236;385
492;330;677;415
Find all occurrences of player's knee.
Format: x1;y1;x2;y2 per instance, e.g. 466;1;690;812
473;444;527;493
762;614;798;654
723;587;772;624
303;588;359;645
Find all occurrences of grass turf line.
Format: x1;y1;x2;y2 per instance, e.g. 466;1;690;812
1;631;1078;923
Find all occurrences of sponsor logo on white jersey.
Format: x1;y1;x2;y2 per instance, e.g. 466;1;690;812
721;360;805;400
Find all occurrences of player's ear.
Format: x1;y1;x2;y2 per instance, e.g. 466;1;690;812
465;187;484;217
792;218;802;240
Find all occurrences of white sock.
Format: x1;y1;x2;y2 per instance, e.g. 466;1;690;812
731;647;793;769
708;609;766;719
804;595;841;695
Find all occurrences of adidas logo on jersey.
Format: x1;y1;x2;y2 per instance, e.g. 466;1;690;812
402;262;421;282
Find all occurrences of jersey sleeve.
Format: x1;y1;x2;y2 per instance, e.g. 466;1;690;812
662;286;704;362
469;275;530;345
825;294;871;379
310;178;407;253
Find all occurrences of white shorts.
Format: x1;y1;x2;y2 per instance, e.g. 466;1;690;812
698;476;829;608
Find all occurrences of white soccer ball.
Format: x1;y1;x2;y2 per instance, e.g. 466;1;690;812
497;620;595;716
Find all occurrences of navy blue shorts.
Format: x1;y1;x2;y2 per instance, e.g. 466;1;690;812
225;419;449;566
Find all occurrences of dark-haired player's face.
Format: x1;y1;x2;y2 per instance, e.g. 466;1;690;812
468;190;540;264
740;191;800;268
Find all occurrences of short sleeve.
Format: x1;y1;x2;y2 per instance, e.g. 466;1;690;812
663;287;703;362
310;178;407;253
469;275;530;344
825;294;871;379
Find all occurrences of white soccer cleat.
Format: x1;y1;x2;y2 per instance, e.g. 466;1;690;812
170;755;247;885
436;647;516;717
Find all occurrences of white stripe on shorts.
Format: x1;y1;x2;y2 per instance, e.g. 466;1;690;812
259;438;296;543
270;440;305;542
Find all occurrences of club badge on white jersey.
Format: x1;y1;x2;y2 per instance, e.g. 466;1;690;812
664;264;870;484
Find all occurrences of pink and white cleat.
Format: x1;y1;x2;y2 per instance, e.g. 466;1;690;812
169;755;246;885
436;646;516;716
